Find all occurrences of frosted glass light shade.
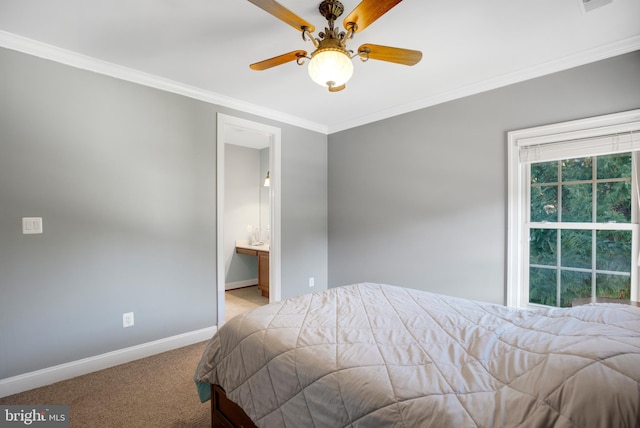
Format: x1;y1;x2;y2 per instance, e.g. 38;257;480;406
308;49;353;88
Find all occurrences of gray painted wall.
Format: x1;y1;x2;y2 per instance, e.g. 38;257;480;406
328;51;640;304
281;126;329;299
0;47;327;379
4;42;633;381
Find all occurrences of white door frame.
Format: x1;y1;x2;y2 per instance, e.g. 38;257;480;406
216;113;282;325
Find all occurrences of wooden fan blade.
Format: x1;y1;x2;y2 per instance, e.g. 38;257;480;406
358;44;422;66
343;0;402;33
250;50;308;71
247;0;315;32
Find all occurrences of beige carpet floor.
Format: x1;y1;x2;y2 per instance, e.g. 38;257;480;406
0;342;210;427
0;287;268;427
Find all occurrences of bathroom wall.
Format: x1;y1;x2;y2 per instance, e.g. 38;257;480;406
260;147;270;242
224;144;260;288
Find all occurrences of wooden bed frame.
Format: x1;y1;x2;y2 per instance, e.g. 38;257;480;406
211;384;257;428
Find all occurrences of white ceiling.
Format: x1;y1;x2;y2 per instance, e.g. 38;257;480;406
0;0;639;134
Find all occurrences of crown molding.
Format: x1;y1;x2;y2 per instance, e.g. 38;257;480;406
0;31;328;135
1;30;638;135
327;35;640;134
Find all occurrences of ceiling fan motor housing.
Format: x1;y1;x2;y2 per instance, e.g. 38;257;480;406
319;0;344;22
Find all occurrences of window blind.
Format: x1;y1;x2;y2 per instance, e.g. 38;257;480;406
519;129;640;164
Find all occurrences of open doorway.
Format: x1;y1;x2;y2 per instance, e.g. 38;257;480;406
216;114;281;325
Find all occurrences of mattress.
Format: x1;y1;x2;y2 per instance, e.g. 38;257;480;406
194;282;640;427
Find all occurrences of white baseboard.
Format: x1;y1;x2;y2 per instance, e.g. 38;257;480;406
0;325;217;398
225;279;258;290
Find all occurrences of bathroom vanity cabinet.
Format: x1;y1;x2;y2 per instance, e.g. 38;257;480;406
235;245;270;298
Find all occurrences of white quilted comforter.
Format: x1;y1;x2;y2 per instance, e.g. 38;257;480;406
194;283;640;427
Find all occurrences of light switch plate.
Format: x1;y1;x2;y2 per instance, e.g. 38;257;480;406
22;217;43;234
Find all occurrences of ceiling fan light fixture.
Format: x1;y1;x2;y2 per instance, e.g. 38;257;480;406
308;47;353;89
247;0;422;92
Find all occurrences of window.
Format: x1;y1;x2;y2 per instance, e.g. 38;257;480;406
529;154;633;307
507;110;640;308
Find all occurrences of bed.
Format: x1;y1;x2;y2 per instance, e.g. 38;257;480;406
194;282;640;427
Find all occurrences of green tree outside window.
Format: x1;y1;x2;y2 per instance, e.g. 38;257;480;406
529;153;633;307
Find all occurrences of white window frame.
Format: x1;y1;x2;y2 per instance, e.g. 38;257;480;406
507;109;640;308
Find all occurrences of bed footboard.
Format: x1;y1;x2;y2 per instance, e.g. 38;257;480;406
211;384;257;428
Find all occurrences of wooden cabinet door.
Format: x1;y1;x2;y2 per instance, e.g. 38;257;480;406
258;251;269;298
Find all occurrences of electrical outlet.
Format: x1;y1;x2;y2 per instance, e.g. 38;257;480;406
309;277;315;288
123;312;134;328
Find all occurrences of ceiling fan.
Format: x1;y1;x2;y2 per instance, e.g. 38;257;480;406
247;0;423;92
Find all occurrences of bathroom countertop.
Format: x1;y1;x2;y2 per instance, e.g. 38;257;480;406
235;240;270;253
